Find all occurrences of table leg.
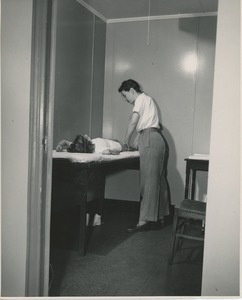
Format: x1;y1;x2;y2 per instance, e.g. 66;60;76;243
191;170;197;200
96;169;106;216
76;168;106;255
76;169;89;256
184;165;190;199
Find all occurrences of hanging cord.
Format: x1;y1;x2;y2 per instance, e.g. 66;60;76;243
146;0;151;45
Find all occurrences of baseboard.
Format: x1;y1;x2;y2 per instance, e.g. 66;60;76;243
104;198;140;211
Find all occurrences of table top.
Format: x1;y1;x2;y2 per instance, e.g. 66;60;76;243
186;154;209;161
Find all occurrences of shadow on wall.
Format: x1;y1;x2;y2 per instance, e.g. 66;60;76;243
154;98;184;205
161;125;184;205
179;17;217;43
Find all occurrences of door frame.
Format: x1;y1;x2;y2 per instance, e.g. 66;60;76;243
25;0;57;296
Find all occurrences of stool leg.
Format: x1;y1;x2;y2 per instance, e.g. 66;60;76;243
201;219;205;234
177;218;186;250
169;210;178;264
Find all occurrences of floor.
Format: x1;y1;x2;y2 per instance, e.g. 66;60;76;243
49;199;204;297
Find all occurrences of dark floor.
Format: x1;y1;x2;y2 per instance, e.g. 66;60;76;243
49;199;204;297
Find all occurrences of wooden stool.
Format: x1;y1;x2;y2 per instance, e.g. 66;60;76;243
169;199;206;264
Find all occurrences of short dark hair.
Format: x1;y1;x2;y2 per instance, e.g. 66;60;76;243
118;79;142;93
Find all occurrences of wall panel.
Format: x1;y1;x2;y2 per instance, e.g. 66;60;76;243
104;17;216;204
193;17;217;154
53;0;93;145
91;17;106;138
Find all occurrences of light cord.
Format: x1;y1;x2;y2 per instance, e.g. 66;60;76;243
147;0;151;45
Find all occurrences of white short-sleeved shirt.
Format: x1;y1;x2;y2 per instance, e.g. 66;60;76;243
133;93;160;131
92;138;122;154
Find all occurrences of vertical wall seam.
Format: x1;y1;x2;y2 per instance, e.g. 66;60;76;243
191;17;201;155
89;14;95;137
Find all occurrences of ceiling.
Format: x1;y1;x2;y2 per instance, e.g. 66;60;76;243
79;0;218;20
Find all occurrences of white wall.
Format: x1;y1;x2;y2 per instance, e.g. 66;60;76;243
1;0;33;296
103;16;217;204
202;0;240;295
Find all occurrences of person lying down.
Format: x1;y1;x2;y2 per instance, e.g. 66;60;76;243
56;134;136;155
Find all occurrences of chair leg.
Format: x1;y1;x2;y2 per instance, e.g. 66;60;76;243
201;219;205;234
177;218;185;250
169;211;178;264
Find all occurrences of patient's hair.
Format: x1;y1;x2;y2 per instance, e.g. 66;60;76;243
68;135;95;153
118;79;142;93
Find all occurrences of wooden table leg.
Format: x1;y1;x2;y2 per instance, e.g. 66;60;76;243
76;169;89;256
191;170;197;200
184;164;190;199
96;169;106;217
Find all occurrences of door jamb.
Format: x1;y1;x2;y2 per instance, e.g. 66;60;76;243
25;0;56;296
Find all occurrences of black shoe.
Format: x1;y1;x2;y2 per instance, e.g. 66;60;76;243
127;222;150;233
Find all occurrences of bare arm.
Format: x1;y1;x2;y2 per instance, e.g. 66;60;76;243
123;112;139;149
102;148;121;155
132;133;140;150
56;140;72;152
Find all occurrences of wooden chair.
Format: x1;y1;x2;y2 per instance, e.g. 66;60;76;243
169;199;206;264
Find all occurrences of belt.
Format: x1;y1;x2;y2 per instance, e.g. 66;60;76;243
139;127;160;134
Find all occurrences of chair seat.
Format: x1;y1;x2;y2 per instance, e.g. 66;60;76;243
176;199;206;214
175;199;206;220
169;199;206;264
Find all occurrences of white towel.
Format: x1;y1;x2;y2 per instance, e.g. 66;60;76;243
86;213;102;226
